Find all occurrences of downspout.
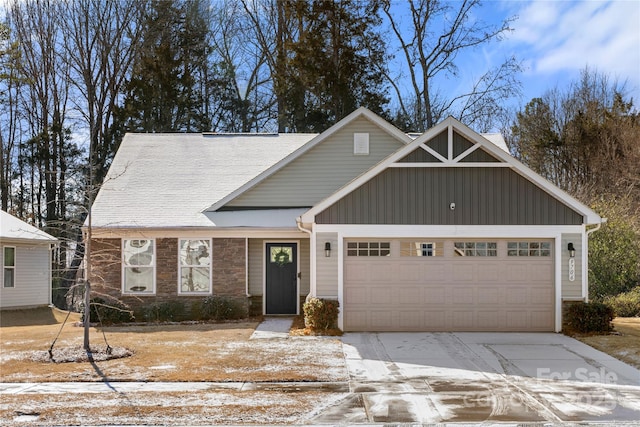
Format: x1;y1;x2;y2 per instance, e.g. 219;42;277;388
584;218;606;302
296;217;314;300
245;237;250;298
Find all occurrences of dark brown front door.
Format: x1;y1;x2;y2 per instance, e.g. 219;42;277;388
265;243;297;314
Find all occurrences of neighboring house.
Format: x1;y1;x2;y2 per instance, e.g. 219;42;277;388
88;108;602;332
1;210;58;309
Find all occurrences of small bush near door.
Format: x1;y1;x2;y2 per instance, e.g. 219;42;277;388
303;297;339;330
565;301;614;333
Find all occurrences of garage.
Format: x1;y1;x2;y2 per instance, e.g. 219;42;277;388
343;239;554;332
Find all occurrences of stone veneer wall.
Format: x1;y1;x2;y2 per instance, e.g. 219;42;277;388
90;237;248;319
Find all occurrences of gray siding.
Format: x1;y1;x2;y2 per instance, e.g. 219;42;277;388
561;233;583;299
316;167;584;225
247;239;310;296
0;243;51;308
228;117;404;208
316;233;338;297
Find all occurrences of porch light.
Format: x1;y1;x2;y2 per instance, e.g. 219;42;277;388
567;242;575;258
325;242;331;257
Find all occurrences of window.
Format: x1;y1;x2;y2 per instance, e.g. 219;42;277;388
122;239;155;294
508;241;551;257
347;241;390;256
179;239;212;294
400;241;437;257
270;246;293;265
454;242;497;257
3;246;15;288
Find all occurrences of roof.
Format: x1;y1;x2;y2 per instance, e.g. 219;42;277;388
90;133;317;228
0;211;58;243
206;107;413;211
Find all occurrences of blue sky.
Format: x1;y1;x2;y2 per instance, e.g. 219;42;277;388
475;0;640;108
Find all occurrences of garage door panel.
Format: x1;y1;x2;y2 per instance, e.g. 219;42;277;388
423;287;447;304
452;264;474;281
344;239;554;332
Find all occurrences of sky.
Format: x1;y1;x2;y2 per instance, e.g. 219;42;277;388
472;0;640;108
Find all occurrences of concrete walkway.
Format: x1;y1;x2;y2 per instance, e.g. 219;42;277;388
249;316;294;339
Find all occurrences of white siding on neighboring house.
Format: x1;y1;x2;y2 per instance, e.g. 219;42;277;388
316;232;339;297
0;243;51;309
228;117;405;208
561;233;583;299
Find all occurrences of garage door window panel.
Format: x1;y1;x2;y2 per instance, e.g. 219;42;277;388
454;242;497;257
400;241;442;257
508;241;551;257
347;241;390;256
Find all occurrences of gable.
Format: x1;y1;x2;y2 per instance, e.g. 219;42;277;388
302;116;602;226
315;167;584;225
224;116;407;208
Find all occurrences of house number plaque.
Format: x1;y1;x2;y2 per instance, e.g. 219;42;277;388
569;258;576;282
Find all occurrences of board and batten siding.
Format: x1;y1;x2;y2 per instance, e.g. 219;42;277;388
228;117;405;208
561;233;583;299
247;239;310;297
0;243;51;308
316;232;339;297
316;167;584;225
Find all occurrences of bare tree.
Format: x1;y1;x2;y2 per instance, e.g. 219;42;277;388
380;0;520;131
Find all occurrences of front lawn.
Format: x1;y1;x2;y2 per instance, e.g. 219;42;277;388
575;317;640;369
0;308;347;383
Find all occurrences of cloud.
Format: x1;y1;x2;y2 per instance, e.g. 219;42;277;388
508;0;639;98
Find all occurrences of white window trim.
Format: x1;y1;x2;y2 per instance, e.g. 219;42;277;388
178;238;213;295
3;246;16;288
122;239;156;295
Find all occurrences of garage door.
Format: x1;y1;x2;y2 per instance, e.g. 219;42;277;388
344;239;554;332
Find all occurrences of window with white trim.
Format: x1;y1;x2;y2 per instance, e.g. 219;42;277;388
400;241;438;257
122;239;155;294
179;239;212;294
347;241;390;256
507;241;551;257
454;242;497;257
3;246;15;288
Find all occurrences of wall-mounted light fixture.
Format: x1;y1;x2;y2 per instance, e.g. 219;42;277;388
325;242;331;257
450;202;456;211
567;242;575;258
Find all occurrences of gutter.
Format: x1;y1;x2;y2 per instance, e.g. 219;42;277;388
583;218;606;302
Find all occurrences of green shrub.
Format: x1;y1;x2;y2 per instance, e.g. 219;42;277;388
602;287;640;317
565;301;614;333
82;297;134;325
303;297;339;330
142;301;187;322
196;296;246;321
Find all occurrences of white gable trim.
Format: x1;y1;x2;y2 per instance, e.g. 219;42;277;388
300;116;602;225
205;107;413;212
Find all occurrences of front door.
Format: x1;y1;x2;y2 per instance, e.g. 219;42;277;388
265;243;298;314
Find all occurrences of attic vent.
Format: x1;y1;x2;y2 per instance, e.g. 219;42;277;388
353;133;369;155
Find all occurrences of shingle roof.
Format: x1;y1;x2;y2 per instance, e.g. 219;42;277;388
90;133;317;228
0;211;58;242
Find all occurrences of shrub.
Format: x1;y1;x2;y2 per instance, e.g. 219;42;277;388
142;301;187;323
83;297;134;325
602;287;640;317
589;198;640;299
303;297;339;330
565;301;614;334
196;296;246;321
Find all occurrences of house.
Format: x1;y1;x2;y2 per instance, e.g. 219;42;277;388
88;108;602;332
1;210;58;309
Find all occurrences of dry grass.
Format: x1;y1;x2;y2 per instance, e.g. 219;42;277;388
289;315;343;336
575;317;640;369
0;308;347;383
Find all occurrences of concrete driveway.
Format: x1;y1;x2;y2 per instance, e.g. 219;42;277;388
312;332;640;424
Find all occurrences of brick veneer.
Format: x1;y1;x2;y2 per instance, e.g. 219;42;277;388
89;237;248;318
